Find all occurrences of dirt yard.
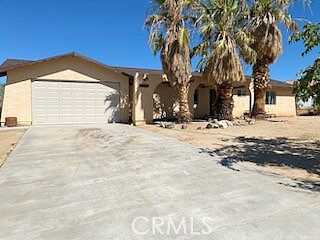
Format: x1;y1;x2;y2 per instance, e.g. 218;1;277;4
140;116;320;186
0;129;26;167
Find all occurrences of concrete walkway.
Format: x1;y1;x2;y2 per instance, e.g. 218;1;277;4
0;125;319;240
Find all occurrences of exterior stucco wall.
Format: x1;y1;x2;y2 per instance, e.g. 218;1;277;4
265;87;296;116
194;81;252;119
132;74;209;124
232;81;252;118
4;56;130;124
152;82;211;120
194;86;251;119
132;73;159;125
153;83;178;120
233;95;251;117
1;80;32;125
37;69;101;82
132;73;296;124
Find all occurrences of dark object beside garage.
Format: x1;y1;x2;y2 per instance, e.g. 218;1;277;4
5;117;17;127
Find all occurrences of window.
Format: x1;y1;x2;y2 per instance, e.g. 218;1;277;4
194;89;199;105
236;88;247;96
266;91;276;105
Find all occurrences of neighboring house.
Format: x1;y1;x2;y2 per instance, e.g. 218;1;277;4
0;52;296;126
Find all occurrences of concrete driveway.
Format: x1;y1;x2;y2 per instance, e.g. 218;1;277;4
0;125;319;240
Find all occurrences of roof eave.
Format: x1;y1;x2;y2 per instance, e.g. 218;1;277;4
0;52;293;88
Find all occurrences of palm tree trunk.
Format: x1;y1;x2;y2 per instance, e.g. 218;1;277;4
215;83;234;121
252;60;270;118
177;82;192;123
252;87;266;118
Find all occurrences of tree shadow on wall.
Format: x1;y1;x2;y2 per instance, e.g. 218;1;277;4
200;137;320;192
104;93;120;123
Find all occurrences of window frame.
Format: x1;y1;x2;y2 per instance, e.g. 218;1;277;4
234;87;247;97
266;91;277;105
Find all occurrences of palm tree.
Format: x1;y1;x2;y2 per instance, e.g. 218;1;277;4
249;0;298;117
195;0;256;120
145;0;197;123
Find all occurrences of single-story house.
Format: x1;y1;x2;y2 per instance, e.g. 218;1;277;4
0;52;296;126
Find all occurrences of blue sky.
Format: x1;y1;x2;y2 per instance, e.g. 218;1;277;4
0;0;319;84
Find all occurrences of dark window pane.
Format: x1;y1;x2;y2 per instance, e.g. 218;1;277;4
266;91;276;105
234;87;246;96
194;89;199;105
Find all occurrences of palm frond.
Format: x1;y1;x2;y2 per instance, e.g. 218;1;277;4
145;0;195;85
248;0;300;63
195;0;252;85
179;27;190;48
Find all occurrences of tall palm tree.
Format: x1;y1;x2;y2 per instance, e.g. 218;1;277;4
195;0;256;120
249;0;298;117
145;0;197;123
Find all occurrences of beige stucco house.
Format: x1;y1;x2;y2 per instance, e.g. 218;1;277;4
0;52;296;126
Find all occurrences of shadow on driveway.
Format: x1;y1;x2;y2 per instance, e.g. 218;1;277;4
200;137;320;192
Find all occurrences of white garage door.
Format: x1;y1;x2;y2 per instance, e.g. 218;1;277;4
32;81;120;125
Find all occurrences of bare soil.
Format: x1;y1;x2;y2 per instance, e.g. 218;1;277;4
140;116;320;183
0;129;26;167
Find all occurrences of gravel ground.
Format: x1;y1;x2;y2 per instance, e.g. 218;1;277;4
0;128;26;167
140;116;320;183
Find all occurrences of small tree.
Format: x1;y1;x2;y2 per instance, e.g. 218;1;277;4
291;23;320;108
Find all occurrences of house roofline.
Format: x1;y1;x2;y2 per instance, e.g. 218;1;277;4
0;52;293;88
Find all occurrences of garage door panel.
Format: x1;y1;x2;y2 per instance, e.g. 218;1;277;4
32;81;120;125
